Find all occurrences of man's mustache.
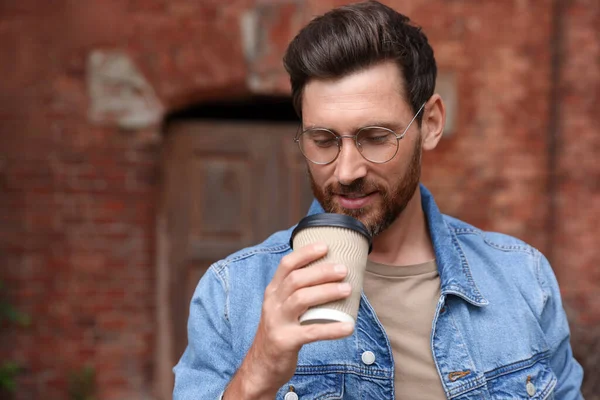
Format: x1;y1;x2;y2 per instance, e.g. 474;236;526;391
326;179;379;196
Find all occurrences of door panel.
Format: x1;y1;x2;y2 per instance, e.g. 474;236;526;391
160;121;313;363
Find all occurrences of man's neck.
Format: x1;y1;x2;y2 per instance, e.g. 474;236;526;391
368;187;435;266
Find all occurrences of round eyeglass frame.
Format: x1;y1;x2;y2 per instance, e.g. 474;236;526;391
294;102;426;165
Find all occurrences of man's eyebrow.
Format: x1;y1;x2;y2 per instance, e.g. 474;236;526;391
359;121;405;131
302;121;405;133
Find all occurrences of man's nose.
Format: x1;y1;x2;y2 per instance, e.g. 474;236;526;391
334;137;368;185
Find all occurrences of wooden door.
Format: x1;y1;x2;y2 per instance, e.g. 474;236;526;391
156;121;313;389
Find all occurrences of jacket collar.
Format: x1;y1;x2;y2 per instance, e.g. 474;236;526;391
420;185;488;306
306;184;488;307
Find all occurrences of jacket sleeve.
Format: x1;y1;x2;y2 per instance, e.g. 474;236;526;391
537;253;584;399
173;263;236;400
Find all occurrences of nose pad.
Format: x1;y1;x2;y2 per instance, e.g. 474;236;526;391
355;140;363;152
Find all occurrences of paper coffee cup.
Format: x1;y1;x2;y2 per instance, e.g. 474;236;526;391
290;213;372;326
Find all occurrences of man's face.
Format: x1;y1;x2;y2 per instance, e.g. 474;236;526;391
302;61;423;236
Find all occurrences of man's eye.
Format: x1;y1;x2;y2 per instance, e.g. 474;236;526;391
360;130;394;145
313;138;337;147
305;131;337;147
364;135;388;143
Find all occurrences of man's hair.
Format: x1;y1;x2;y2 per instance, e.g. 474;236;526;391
283;1;437;123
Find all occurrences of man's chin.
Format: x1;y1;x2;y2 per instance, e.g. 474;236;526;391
330;205;377;225
322;203;392;236
328;203;369;218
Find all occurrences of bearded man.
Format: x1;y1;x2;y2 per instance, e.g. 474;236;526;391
173;2;584;399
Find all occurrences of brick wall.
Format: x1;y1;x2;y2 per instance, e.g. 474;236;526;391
0;1;597;399
555;0;600;394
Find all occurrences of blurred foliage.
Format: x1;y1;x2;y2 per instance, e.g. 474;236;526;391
0;280;30;394
0;361;19;393
68;366;97;400
0;282;31;327
1;281;97;399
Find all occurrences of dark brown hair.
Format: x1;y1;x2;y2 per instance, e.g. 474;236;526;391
283;1;436;123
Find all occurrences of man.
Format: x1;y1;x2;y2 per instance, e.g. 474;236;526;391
173;1;584;399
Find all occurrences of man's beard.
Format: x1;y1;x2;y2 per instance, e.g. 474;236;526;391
309;138;422;237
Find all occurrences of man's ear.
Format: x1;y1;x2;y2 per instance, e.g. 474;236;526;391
421;94;446;151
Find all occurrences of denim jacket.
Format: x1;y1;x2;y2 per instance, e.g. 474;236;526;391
173;185;584;399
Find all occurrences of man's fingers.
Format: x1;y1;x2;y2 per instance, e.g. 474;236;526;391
299;322;355;345
271;243;328;286
278;262;347;301
284;282;352;317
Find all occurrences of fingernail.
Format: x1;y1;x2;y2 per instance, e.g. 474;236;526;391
339;283;351;294
334;264;347;274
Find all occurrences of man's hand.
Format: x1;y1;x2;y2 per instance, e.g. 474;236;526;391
223;243;354;399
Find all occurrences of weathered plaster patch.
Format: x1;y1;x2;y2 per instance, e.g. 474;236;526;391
88;50;164;130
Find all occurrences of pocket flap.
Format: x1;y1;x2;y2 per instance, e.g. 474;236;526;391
486;356;557;399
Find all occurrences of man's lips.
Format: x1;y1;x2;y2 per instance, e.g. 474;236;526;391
334;192;377;209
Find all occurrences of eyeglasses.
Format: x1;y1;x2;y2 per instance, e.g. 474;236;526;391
294;102;426;165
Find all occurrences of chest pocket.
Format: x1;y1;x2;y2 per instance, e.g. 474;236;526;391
276;372;344;400
485;356;557;399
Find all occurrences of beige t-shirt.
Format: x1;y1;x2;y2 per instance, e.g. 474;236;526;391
363;259;446;400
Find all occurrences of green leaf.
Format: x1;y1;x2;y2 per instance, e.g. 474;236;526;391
0;361;19;392
15;312;31;327
0;300;30;327
68;366;97;400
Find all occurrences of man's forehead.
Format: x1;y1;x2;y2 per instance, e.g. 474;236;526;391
316;91;393;101
302;85;408;115
304;76;404;97
303;63;406;106
311;91;395;110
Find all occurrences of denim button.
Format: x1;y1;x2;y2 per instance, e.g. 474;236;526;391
361;351;376;365
284;392;299;400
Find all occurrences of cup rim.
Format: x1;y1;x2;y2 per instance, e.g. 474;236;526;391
290;213;373;254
